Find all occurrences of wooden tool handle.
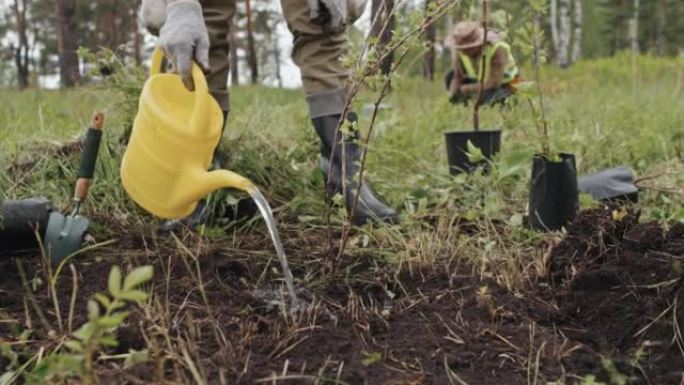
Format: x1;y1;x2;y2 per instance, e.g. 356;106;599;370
74;112;105;201
91;112;105;130
74;178;91;201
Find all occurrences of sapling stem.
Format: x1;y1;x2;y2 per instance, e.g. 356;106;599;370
532;11;551;156
473;0;489;132
320;0;460;263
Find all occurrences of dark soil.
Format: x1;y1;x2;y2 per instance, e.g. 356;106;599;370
1;209;683;384
532;208;684;384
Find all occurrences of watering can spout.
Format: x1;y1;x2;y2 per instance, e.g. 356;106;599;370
204;170;254;193
120;48;254;219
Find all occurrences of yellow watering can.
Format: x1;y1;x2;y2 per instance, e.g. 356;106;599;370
121;48;253;219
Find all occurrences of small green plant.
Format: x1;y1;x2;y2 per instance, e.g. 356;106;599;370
78;47;146;143
466;139;486;163
515;0;554;157
600;357;630;385
26;265;153;385
360;351;382;367
0;330;33;385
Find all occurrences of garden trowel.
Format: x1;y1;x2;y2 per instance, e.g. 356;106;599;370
45;112;105;264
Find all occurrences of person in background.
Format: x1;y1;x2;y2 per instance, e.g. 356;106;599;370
444;20;520;106
140;0;398;229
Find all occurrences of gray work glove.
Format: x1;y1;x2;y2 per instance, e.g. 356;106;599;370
158;0;210;91
140;0;167;36
578;166;638;201
309;0;365;32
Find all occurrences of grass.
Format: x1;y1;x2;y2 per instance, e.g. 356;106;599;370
2;55;684;277
1;54;683;384
1;54;683;249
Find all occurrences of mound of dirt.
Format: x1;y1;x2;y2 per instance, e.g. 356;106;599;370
534;208;684;383
1;209;682;384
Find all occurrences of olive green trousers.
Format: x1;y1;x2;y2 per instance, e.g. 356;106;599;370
201;0;349;118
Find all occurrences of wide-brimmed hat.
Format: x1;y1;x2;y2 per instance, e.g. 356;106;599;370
446;21;496;50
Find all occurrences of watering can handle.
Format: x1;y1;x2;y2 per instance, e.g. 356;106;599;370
150;48;210;132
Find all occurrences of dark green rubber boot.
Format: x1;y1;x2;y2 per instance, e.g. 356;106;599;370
313;113;398;226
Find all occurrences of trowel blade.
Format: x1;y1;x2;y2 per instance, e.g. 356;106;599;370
45;211;89;264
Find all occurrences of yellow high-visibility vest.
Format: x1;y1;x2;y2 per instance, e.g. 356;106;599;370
459;42;519;85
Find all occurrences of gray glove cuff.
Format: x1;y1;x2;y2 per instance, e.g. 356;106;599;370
166;0;202;19
140;0;167;35
578;166;639;201
167;0;200;6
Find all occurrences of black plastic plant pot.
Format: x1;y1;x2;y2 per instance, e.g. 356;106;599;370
445;130;501;174
528;153;579;231
0;198;52;252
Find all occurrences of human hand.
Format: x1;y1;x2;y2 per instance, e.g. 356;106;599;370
158;0;210;91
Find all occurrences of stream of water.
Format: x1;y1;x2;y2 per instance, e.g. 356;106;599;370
247;186;300;309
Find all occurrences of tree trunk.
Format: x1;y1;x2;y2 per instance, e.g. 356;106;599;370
654;0;666;56
422;0;436;81
629;0;640;54
655;0;667;56
104;0;118;50
549;0;559;55
557;0;571;68
12;0;30;89
245;0;258;84
55;0;80;87
371;0;395;76
133;8;142;65
571;0;582;63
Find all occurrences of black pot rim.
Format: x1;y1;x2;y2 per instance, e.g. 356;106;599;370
444;129;502;137
532;152;575;162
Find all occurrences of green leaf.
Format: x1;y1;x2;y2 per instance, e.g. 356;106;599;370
87;299;100;321
98;335;119;347
509;213;524;227
94;293;112;308
108;266;122;297
64;340;84;353
579;193;599;209
601;358;628;385
117;290;149;302
466;140;486;163
123;349;150;369
18;329;32;342
123;266;154;291
73;323;95;341
110;299;126;310
96;311;129;328
360;351;382;367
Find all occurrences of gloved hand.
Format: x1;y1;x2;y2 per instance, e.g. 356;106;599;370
140;0;167;36
158;0;210;91
308;0;348;32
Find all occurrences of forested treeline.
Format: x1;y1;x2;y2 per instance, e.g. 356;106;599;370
1;0;683;89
